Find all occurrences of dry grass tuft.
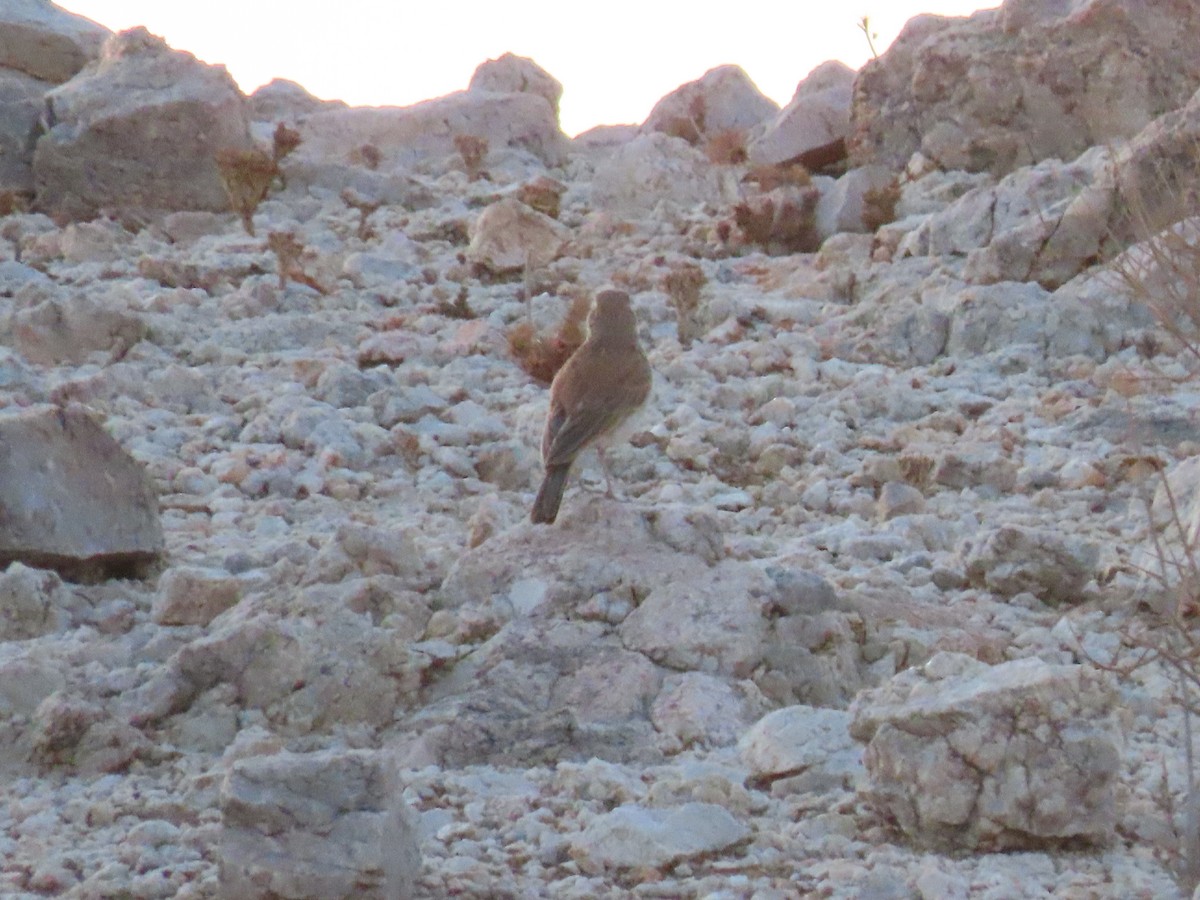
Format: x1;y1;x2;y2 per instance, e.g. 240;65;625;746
356;143;382;170
454;134;490;182
507;294;590;383
663;263;707;346
517;176;566;220
215;127;302;235
1092;141;1200;892
341;188;382;241
215;148;277;236
662;95;708;146
742;163;812;193
732;187;821;254
862;178;902;232
706;129;748;165
268;231;328;295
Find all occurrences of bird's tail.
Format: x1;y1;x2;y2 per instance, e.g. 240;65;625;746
531;466;570;524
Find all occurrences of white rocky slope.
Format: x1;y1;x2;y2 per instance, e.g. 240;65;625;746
2;2;1200;898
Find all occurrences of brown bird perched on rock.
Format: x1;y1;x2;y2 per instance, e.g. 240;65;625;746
531;289;652;525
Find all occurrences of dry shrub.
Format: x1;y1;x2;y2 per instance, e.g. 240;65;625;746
454;134;490;181
706;128;748;165
357;143;382;170
517;176;566;220
341;188;382;241
743;163;812;193
1103;139;1200;390
1090;141;1200;892
269;123;302;190
1074;462;1200;892
662;95;708;146
862;178;901;232
215;126;302;235
272;122;301;162
507;294;590;383
268;230;328;294
437;287;474;320
215;148;277;235
733;186;821;254
663;263;707;346
0;191;31;216
1110;213;1200;371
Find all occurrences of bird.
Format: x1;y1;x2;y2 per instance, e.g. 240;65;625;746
531;289;652;525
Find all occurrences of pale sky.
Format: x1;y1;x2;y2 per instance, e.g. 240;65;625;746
59;2;994;136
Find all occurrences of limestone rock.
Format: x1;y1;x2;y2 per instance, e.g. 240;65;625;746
877;481;926;520
815;165;897;240
469;53;563;118
850;653;1121;851
33;27;255;220
590;131;732;216
394;616;666;768
30;690;151;773
739;705;862;794
220;749;421;900
571;802;749;871
618;560;775;678
650;672;768;750
438;499;725;618
0;405;163;578
0;653;65;717
850;0;1200;177
466;196;570;273
12;293;146;365
152;566;243;626
246;77;343;123
128;598;419;733
0;0;109;83
572;123;638;152
0;562;74;640
0;69;52;198
989;84;1200;289
896;147;1111;289
749;60;855;169
643;65;778;144
296;89;567;172
962;525;1099;604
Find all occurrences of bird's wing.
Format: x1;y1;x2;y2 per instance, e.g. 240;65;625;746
543;403;629;469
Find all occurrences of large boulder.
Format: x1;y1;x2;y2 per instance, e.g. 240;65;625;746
749;60;855;169
850;0;1200;177
0;1;109;200
246;78;343;124
971;84;1200;288
32;27;255;221
11;289;147;365
404;500;866;767
642;64;778;144
295;86;568;172
569;802;749;872
815;164;896;240
0;69;51;200
590;131;733;216
893;89;1200;298
0;404;164;578
962;525;1099;604
466;197;570;274
126;591;422;733
220;750;421;900
850;653;1121;851
469;52;563;118
0;0;108;83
